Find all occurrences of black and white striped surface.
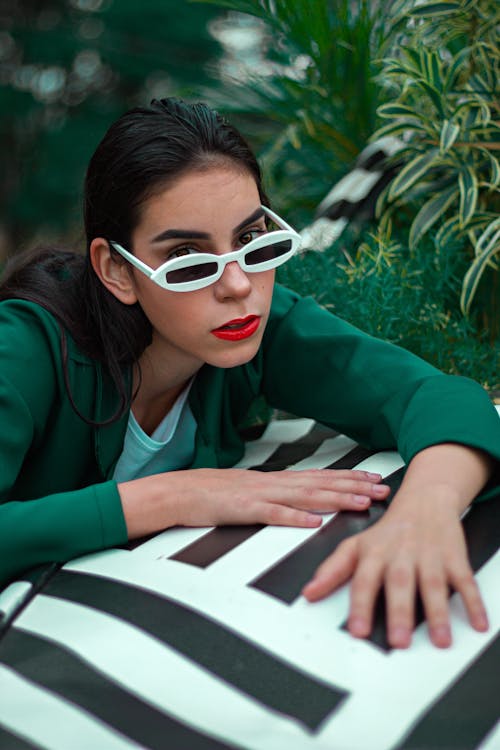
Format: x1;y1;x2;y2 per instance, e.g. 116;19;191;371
299;136;404;251
0;415;498;750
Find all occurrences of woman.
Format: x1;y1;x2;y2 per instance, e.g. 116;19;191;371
1;97;498;650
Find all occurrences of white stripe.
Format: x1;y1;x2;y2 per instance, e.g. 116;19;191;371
299;217;348;251
0;663;144;750
16;595;332;750
316;168;382;214
346;451;404;476
289;435;357;470
477;720;500;750
234;418;316;468
0;581;33;620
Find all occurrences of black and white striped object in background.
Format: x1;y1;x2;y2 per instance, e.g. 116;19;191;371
299;136;404;252
0;416;498;750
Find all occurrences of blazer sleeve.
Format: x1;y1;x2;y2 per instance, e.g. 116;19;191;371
261;285;500;467
0;302;127;588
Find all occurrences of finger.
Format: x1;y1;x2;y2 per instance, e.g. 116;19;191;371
302;538;358;601
260;502;323;529
270;469;385;483
298;478;390;502
384;558;416;648
263;484;390;512
448;563;489;633
348;556;386;639
418;561;451;648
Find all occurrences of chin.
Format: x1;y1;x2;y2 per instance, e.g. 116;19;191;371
208;340;261;369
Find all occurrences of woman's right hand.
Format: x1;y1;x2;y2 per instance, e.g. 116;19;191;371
118;468;390;539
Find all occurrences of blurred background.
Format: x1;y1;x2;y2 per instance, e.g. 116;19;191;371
0;0;498;390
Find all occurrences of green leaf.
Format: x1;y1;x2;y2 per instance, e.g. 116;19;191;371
487;152;500;188
417;80;445;117
409;1;461;17
444;46;472;92
421;49;442;90
461;218;500;314
372;118;428;139
409;185;458;248
435;212;494;248
388;148;440;201
439;120;460;154
377;103;421;119
458;164;478;228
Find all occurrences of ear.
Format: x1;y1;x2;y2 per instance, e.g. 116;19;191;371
90;238;138;306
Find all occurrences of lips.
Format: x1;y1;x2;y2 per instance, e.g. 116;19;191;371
211;315;261;341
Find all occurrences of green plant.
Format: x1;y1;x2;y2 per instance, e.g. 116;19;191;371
277;224;500;389
371;0;500;326
195;0;390;221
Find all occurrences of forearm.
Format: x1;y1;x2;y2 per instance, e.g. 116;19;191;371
0;482;127;588
392;442;495;517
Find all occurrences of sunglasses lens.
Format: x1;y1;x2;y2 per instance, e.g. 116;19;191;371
245;239;293;266
165;261;218;285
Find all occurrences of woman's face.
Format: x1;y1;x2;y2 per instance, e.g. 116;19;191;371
127;165;276;374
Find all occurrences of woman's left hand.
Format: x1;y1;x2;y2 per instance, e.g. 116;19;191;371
302;443;494;648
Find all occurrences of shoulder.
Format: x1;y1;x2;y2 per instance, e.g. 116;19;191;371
266;283;382;349
0;299;91;365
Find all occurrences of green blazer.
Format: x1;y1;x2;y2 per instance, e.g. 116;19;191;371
1;285;499;586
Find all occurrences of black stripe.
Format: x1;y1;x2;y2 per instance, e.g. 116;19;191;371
0;724;43;750
251;467;405;604
171;525;264;567
463;495;500;571
325;445;378;470
396;633;500;750
248;421;338;472
43;570;347;731
0;628;234;750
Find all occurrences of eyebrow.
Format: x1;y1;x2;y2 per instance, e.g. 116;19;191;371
151;207;265;244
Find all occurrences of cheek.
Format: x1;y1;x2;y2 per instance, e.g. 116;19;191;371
258;270;276;305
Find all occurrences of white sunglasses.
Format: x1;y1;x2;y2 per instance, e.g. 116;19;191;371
109;205;301;292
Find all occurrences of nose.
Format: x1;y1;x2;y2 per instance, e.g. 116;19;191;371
213;259;252;301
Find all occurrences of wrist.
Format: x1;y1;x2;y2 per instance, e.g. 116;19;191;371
118;474;176;539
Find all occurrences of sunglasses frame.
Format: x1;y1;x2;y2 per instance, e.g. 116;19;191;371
109;205;301;292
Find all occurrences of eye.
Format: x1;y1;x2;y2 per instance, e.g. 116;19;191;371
165;245;199;261
238;228;265;246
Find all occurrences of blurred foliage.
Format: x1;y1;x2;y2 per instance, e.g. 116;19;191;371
0;0;223;252
195;0;391;225
372;0;500;328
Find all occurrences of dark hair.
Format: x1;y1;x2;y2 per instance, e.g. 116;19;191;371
0;97;267;423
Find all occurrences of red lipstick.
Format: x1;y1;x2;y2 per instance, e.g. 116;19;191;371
212;315;260;341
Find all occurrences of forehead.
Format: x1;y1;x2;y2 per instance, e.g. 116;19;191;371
136;166;261;234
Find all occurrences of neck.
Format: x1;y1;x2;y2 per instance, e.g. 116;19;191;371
131;346;201;436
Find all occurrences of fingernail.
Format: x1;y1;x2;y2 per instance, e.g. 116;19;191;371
367;472;382;480
373;484;389;495
306;514;322;526
349;617;369;637
431;625;451;647
354;495;370;506
475;612;489;631
390;627;411;648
